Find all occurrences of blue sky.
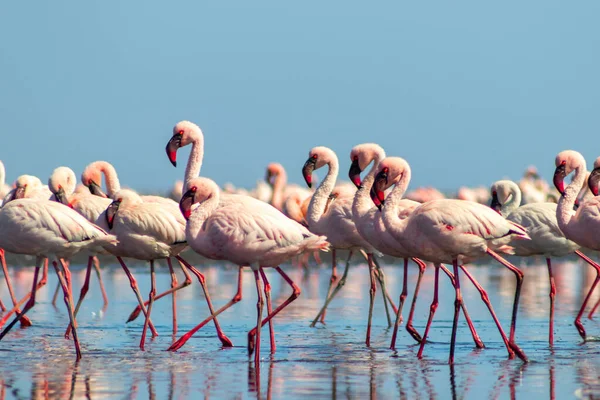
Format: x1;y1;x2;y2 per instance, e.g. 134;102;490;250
1;1;599;193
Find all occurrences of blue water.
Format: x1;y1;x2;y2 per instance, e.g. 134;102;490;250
1;255;600;399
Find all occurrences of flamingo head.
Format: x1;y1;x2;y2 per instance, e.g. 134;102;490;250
167;121;202;167
6;175;43;201
489;180;515;214
106;189;141;229
179;177;218;220
554;150;586;195
349;143;385;189
81;162;108;198
302;146;335;188
588;157;600;196
370;157;409;211
48;167;76;206
265;163;284;187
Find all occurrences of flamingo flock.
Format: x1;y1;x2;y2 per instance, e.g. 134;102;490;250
1;120;599;368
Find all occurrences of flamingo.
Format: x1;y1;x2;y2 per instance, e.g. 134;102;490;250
552;150;600;340
103;188;232;350
81;161;192;332
0;197;118;359
349;143;484;350
171;176;329;364
582;158;600;318
301;146;397;343
0;161;11;200
371;157;530;364
490;179;586;346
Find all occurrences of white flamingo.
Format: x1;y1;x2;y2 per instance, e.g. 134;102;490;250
170;176;328;364
371;157;530;364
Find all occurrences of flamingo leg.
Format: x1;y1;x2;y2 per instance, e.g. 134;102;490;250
390;258;409;350
92;256;109;312
259;269;276;353
547;258;556;347
0;249;32;327
175;255;233;347
66;256;94;339
140;260;157;351
0;297;5;312
0;257;42;341
405;258;426;344
449;259;463;365
59;259;77;328
319;248;337;324
53;260;82;360
248;266;301;357
439;264;485;349
587;297;600;320
251;269;264;365
366;254;377;347
487;249;528;360
126;259;192;323
313;251;323;265
168;266;244;352
372;256;399;325
116;257;158;337
0;259;48;329
458;265;516;360
51;282;61;306
417;263;440;359
167;258;178;335
573;250;600;340
310;250;353;327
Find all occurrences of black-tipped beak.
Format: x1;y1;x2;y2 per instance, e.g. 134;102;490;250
265;170;275;186
370;169;388;211
349;159;363;189
54;187;69;206
302;158;317;188
88;180;107;198
553;163;567;195
105;199;121;229
179;188;196;219
370;186;384;211
490;192;502;214
166;134;183;167
13;186;26;200
589;167;600;197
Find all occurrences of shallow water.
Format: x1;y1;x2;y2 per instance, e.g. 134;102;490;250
1;256;600;399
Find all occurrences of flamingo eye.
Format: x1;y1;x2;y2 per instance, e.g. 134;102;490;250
58;184;62;189
353;155;358;161
191;186;197;192
561;160;566;165
178;130;184;135
492;191;497;196
312;154;318;159
383;167;389;173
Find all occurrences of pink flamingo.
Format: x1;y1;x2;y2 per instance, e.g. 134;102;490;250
172;176;328;364
302;146;397;339
349;143;484;350
490;179;588;346
552;150;600;340
371;157;530;364
0;197;117;359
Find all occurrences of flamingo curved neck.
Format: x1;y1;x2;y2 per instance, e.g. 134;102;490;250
187;191;219;239
270;170;287;211
382;169;412;239
183;135;204;193
100;163;121;198
557;164;587;232
307;159;338;227
353;152;385;220
501;182;522;216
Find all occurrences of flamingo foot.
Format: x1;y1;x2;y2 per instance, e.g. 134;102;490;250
19;318;32;328
127;306;142;323
219;334;234;347
509;341;528;363
406;324;422;344
575;320;587;341
248;329;257;356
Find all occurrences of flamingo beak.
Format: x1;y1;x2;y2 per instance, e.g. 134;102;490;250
166;134;183;167
302;158;317;188
88;180;107;198
553;163;567;195
490;191;502;214
589;167;600;197
105;199;121;229
349;158;363;189
179;188;196;220
265;169;275;186
54;187;69;206
370;170;388;211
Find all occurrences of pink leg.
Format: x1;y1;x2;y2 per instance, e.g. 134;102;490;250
365;254;377;347
487;249;529;361
0;249;32;327
313;251;322;265
126;259;192;323
0;296;5;312
66;256;94;338
168;266;243;351
140;260;157;351
547;258;556;347
390;258;409;350
587;297;600;319
417;263;440;359
449;259;463;365
175;256;233;347
0;260;47;329
248;266;301;356
320;248;337;324
459;265;516;360
251;269;264;365
92;256;109;312
53;260;82;360
405;258;426;343
51;282;60;306
59;259;77;328
573;250;600;340
259;269;276;353
117;257;159;337
0;257;42;340
310;250;352;327
167;258;178;335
